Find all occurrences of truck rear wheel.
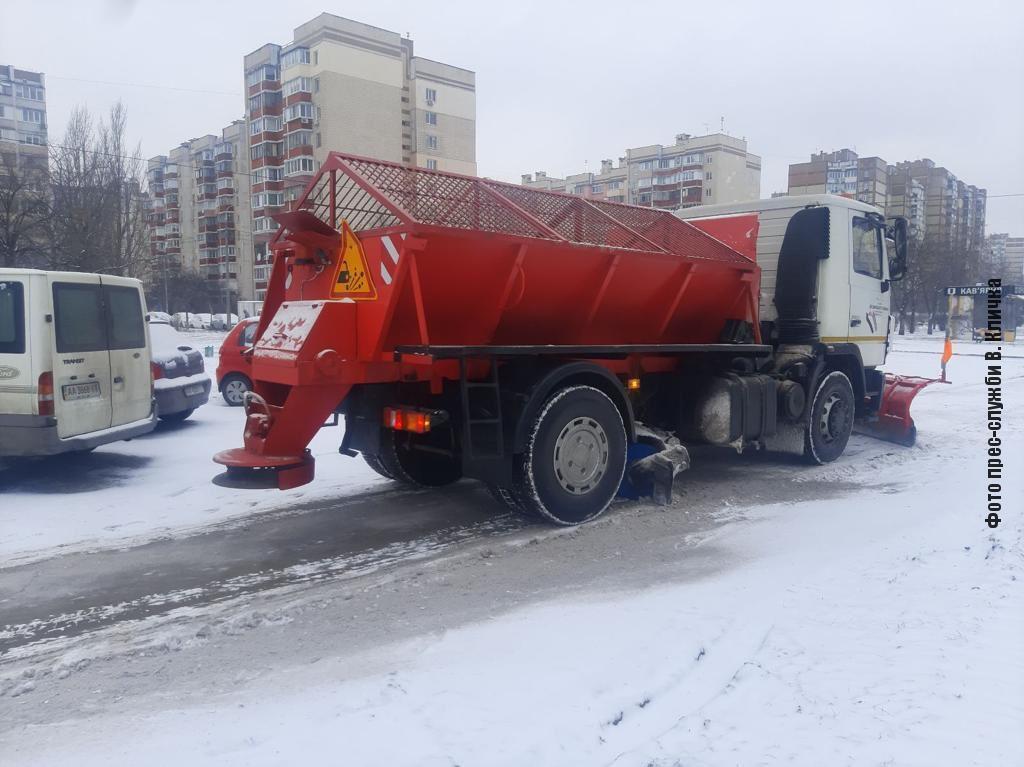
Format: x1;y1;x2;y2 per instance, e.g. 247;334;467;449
376;428;462;487
804;371;855;464
506;385;626;526
362;453;394;480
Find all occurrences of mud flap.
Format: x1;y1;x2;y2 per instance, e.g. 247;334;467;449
619;427;691;506
854;374;943;447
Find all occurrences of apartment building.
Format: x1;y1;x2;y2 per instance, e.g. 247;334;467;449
892;159;987;252
0;64;48;176
786;151;987;250
787;149;888;209
244;13;477;300
986;233;1024;283
884;165;927;241
146;120;255;304
522;133;760;210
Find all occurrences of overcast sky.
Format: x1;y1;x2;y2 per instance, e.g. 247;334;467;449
3;0;1022;232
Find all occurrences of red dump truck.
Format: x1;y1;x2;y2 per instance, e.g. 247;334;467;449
215;153;932;525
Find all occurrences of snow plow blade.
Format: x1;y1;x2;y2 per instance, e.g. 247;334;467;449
854;374;941;447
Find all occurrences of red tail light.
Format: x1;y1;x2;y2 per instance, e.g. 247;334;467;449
37;372;54;416
383;406;432;434
150;361;164;380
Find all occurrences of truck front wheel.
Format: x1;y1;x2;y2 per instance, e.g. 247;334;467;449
804;371;855;464
506;385;627;526
375;428;462;487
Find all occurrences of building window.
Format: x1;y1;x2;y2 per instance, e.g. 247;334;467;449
284;157;316;176
280;47;310;69
283;102;315;122
426;134;439;150
282;77;313;97
704;188;712;198
425;87;437;104
246;65;278;87
426;159;437;170
250;141;283;160
250;116;282;135
247;91;282;114
425;111;437;125
591;185;603;193
285;130;312;150
15;84;44;101
19;108;44;124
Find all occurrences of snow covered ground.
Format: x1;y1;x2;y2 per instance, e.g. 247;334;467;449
2;334;1022;765
0;329;387;566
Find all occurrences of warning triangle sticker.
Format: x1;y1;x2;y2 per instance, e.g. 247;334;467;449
330;221;377;300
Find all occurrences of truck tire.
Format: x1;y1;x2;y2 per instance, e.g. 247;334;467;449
362;453;394;480
804;371;855;464
507;385;626;526
376;428;462;487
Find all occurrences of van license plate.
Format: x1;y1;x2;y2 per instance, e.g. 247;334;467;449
62;381;101;401
184;383;205;396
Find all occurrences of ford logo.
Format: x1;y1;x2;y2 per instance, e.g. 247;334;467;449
0;365;20;379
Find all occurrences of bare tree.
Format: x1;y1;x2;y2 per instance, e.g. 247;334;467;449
49;102;150;277
0;150;50;268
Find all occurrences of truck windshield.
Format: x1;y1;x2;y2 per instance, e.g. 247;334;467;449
0;280;26;355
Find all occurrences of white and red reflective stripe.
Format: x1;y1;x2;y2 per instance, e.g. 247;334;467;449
380;262;393;285
381;235;401;264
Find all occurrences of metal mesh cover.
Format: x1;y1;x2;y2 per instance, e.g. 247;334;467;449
295;153;749;264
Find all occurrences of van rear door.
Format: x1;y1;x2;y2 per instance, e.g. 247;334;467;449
0;278;32;416
50;276;113;438
101;277;152;426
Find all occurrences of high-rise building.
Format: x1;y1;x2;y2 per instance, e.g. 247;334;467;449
787;149;888;209
884;165;927;241
786;151;987;250
892;159;987;252
0;64;48;176
244;13;477;300
522;133;761;210
986;233;1024;283
145;120;255;305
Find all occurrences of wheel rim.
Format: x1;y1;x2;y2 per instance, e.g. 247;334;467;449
552;416;609;495
224;380;248;404
818;392;849;444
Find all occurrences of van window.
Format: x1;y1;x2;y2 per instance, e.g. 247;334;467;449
852;216;883;279
0;281;26;354
104;285;145;350
53;282;107;353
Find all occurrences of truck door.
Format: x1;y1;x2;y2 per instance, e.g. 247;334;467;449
101;277;152;426
848;212;889;367
50;277;113;438
0;278;32;417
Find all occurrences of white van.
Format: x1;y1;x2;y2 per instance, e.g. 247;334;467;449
0;269;157;457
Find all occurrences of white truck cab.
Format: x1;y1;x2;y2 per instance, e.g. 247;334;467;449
0;269;157;457
677;195;901;368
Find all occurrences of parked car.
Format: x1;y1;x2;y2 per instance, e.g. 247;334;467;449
145;311;172;324
148;320;211;421
216;317;258;406
188;313;213;330
0;269;156;457
211;313;239;331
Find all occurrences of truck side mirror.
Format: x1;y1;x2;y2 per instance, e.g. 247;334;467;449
888;218;909;282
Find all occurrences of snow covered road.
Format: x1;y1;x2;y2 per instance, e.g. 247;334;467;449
0;336;1021;765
